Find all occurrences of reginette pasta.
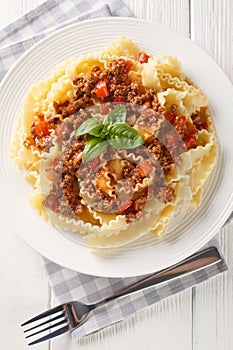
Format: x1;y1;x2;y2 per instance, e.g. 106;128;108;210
11;37;217;248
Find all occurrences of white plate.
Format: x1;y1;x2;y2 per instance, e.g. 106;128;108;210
0;18;232;277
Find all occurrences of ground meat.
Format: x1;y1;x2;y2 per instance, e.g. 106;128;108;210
116;178;135;199
43;126;177;223
46;113;62;129
55;119;75;141
173;116;198;140
147;138;175;176
73;59;165;113
55;111;90;144
124;194;148;222
53;100;78;118
109;59;130;82
125;209;141;222
122;162;149;185
135;108;164;129
122;162;135;178
43;193;61;214
156;186;175;204
53;97;94;119
44;138;176;222
43;138;85;216
77;157;100;180
191;107;208;130
91;195;116;213
62;140;85;174
62;180;84;215
133;195;148;212
26;58;167;152
73;75;98;96
59;198;76;216
41;58;183;223
127;89;165;114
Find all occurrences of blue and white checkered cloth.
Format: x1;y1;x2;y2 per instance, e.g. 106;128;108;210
0;0;132;80
0;0;230;340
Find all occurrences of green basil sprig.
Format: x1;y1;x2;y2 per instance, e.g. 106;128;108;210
82;138;108;163
76;105;144;163
76;119;103;137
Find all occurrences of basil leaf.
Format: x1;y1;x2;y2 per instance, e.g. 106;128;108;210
76;119;103;137
108;137;144;149
109;123;144;141
100;122;113;137
103;105;126;124
88;125;104;136
82;137;107;163
108;123;144;149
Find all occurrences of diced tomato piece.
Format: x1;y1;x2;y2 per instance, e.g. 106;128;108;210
178;115;187;122
34;121;50;138
118;200;133;212
165;110;176;124
173;116;198;139
113;96;125;103
124;60;133;73
200;122;208;129
138;167;145;177
95;80;109;98
101;106;109;115
138;52;150;64
182;117;198;136
138;161;153;177
185;135;198;150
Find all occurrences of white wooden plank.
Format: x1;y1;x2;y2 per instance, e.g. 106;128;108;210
216;227;233;350
124;0;190;35
191;1;233;349
0;215;51;350
192;227;233;350
190;0;233;80
0;0;44;28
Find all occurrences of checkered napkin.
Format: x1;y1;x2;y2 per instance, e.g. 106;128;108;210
0;0;132;80
0;0;230;340
44;231;229;339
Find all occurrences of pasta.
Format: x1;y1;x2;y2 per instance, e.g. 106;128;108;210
11;37;217;248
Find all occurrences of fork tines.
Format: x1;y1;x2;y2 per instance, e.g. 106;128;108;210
21;305;69;346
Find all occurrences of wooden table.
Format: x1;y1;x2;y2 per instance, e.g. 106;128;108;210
0;1;232;349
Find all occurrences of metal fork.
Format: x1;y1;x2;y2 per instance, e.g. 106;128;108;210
21;246;222;346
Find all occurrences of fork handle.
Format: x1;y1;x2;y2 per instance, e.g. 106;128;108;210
101;246;222;304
